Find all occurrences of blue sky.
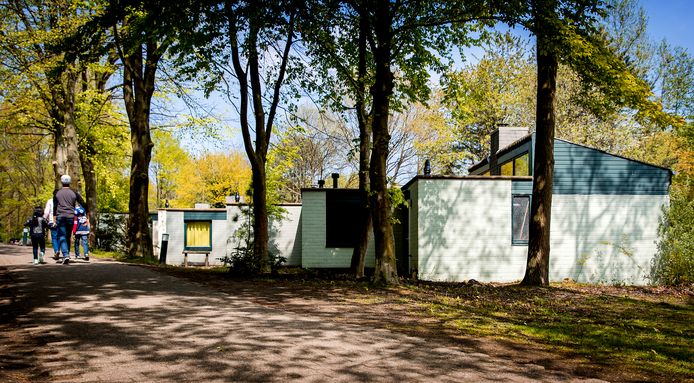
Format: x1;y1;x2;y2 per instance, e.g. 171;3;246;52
174;1;693;155
640;0;694;52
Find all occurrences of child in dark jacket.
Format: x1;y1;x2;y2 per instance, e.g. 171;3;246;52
73;206;90;261
24;206;48;264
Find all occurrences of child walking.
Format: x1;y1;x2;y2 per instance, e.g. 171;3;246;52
73;206;90;261
24;206;48;264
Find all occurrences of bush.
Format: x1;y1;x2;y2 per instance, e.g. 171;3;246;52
218;246;286;276
95;214;127;252
652;191;694;285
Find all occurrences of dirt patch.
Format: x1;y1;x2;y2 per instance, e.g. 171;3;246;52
0;267;49;383
154;267;691;383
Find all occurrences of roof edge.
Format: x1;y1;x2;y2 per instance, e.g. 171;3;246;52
402;175;533;190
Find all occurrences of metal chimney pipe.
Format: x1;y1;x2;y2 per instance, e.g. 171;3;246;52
331;173;339;188
318;179;325;188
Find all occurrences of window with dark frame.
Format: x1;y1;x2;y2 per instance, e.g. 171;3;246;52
498;152;530;176
325;190;364;248
512;195;530;245
513;153;530;176
500;161;514;176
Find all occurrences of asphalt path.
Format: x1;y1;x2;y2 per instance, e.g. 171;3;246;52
0;243;606;382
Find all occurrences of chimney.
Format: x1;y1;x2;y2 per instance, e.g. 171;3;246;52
423;159;431;175
490;125;528;175
331;173;339;188
318;179;325;188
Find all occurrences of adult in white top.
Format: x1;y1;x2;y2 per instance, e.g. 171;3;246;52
43;189;60;259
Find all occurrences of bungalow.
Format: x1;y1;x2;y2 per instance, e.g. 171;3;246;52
153;202;302;267
401;126;671;284
153;126;670;285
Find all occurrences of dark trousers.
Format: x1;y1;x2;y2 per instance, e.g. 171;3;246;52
31;236;46;260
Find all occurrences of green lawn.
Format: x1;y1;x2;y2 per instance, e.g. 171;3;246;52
397;281;693;380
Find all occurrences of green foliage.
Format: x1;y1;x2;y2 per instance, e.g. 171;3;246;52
387;186;407;225
655;41;694;121
441;30;646;169
559;20;684;129
652;190;694;285
74;81;131;213
651;123;694;286
0;106;54;240
173;152;251;208
94;213;127;252
218;246;286;277
151;130;191;208
442;32;536;169
222;204;287;276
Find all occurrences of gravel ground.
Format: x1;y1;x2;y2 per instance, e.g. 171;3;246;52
0;243;606;382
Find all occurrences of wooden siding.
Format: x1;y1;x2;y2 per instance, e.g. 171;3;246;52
410;178;665;285
268;206;302;266
470;135;671;197
154;206;302;267
512;180;533;195
552;140;670;195
300;191;375;268
408;182;419;273
549;194;667;285
184;211;227;221
415;179;526;282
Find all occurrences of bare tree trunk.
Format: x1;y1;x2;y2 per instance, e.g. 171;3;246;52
50;72;83;190
79;150;98;247
127;115;154;260
251;164;270;273
120;36;161;261
369;0;399;285
350;7;371;278
226;2;294;274
522;0;557;286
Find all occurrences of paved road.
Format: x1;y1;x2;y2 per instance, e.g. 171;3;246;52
0;243;606;382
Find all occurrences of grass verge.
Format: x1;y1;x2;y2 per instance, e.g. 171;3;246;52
393;281;693;381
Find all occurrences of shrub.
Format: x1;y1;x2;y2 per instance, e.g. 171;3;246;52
218;246;286;276
652;191;694;285
95;214;127;252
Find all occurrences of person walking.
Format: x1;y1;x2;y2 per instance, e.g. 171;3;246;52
43;189;60;260
53;175;88;264
73;206;90;261
24;206;49;264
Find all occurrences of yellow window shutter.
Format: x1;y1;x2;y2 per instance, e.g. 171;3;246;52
186;221;211;248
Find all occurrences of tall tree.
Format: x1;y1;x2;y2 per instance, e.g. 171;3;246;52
0;0;89;189
300;2;374;277
230;1;295;273
521;0;559;285
351;0;496;284
74;50;121;246
106;0;197;259
168;0;301;272
515;0;683;285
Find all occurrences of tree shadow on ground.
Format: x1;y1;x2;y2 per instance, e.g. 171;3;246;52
0;259;615;382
